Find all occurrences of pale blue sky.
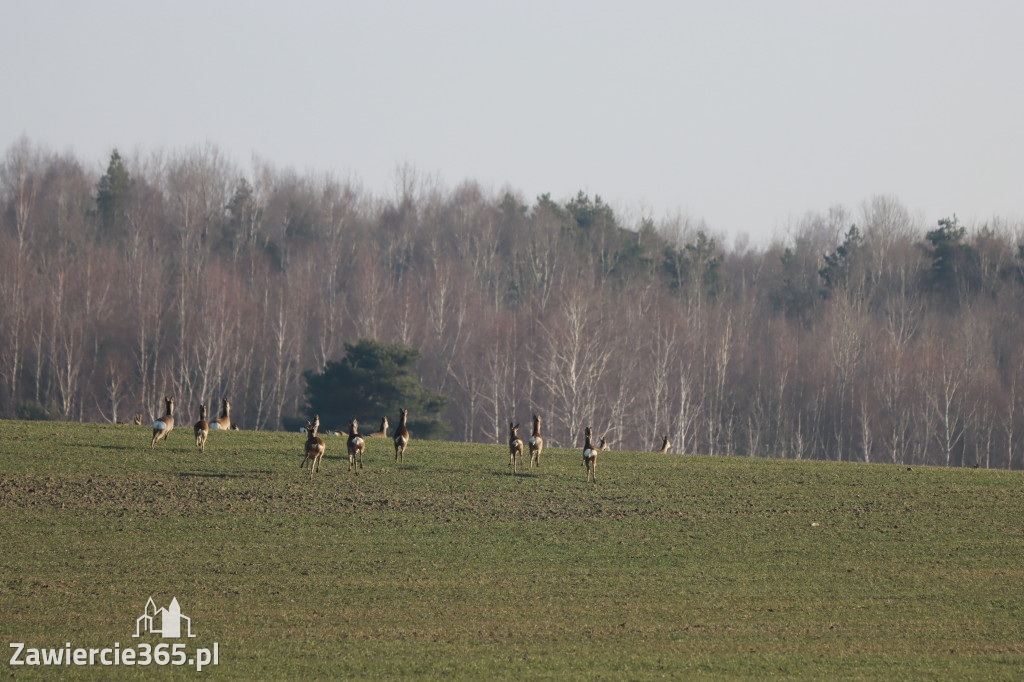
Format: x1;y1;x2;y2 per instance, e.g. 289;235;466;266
2;0;1022;244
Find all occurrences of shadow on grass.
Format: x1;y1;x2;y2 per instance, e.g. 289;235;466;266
489;470;540;478
323;454;351;462
175;471;276;479
93;443;145;451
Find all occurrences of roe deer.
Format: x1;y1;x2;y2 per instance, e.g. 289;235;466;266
528;414;543;468
194;403;209;453
509;422;523;474
583;426;598;482
347;418;365;472
393;408;409;463
301;415;326;479
599;437;610;451
655;435;671;454
151;396;175;448
366;415;390;438
211;398;232;430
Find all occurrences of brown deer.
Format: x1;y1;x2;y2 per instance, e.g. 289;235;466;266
210;398;232;430
393;408;409;463
508;422;523;474
655;435;671;454
583;426;598;482
194;403;209;453
366;415;390;438
599;437;610;451
133;413;143;426
300;415;326;479
528;414;543;468
347;418;365;472
151;396;175;448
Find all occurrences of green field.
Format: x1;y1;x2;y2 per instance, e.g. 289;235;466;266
2;419;1023;679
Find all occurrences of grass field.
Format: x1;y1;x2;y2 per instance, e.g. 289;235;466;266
2;419;1024;679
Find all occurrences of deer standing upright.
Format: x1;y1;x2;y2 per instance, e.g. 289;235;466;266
347;418;365;472
528;414;543;468
151;396;175;448
508;422;523;474
583;426;598;482
655;435;671;454
194;403;209;453
393;408;409;463
211;398;232;430
301;415;326;479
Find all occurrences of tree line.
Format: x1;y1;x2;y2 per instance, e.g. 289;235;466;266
2;136;1024;469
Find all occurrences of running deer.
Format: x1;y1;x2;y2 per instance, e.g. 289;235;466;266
528;414;543;468
366;416;390;438
508;422;523;474
210;398;232;430
655;435;671;454
599;437;610;451
300;415;326;479
151;396;175;448
583;426;598;482
393;408;409;463
347;418;365;472
194;403;209;453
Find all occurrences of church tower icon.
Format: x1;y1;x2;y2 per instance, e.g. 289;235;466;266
134;597;196;638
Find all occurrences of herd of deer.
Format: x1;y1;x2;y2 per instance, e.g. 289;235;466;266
147;397;237;450
145;397;673;482
299;409;410;479
506;416;670;483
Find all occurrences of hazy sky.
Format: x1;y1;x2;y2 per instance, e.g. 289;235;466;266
3;0;1022;244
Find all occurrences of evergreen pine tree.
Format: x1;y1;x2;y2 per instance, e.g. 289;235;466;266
303;339;450;439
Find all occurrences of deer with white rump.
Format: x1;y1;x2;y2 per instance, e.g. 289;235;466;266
393;408;409;463
508;422;523;474
151;396;175;448
528;414;543;468
347;418;365;472
194;404;209;453
583;426;598;482
210;398;232;431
